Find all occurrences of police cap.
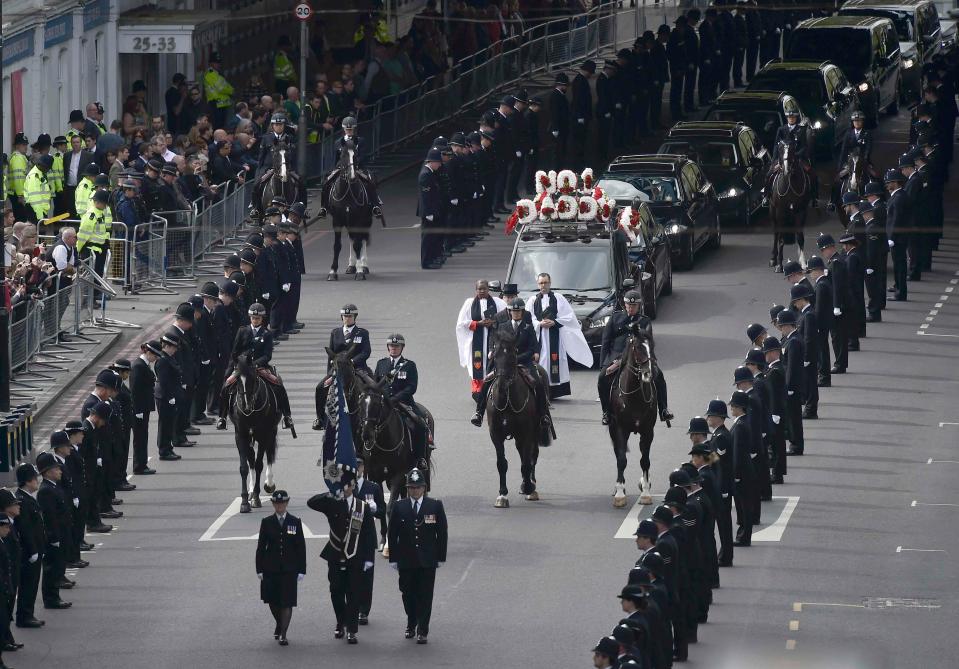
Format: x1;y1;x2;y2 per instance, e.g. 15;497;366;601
864;182;884;196
92;400;113;420
91;190;110;205
262;224;279;238
246;232;264;249
425;148;443;162
816;233;836;249
687;416;709;435
146;159;164;173
850;110;865;121
514;88;529;103
386;333;406;346
0;489;20;510
50;430;71;449
554;72;570;85
248;303;266;317
617;585;649;604
634;519;658;539
342;116;358;130
680;462;703;484
580;59;596;73
64;420;84;434
761;335;781;352
627;566;652;586
744;348;765;367
611;624;635;646
651;505;674;525
271;490;290;503
143;339;163;356
746;322;766;342
689;441;712;456
53;135;68;146
16;463;39;487
406;467;427;487
270;112;288;125
175;302;195;322
161;333;180;348
121;179;138;190
782;260;803;276
239;248;258;265
884;168;906;184
663;486;687;509
479;130;495;141
264;206;281;217
112;358;132;371
83;162;101;176
270;196;288;207
839;228;858;244
841;191;861;206
624;290;643;304
36;452;61;475
500;94;516;108
201;282;220;299
340;304;359;316
509;298;526;310
790;282;814;302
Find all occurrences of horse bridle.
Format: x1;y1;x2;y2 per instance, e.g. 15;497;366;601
236;371;269;416
617;336;654;402
774;141;809;198
360;392;408;454
330;149;370;208
490;344;531;414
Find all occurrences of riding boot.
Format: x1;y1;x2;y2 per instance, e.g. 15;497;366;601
470;376;494;426
655;368;673;422
314;380;330;430
274;384;293;427
597;368;614;424
216;389;230;429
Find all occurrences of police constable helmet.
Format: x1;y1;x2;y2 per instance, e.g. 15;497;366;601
733;365;754;385
229;270;247;286
641;551;667;576
406;467;427;488
64;420;85;435
36;452;62;475
806;255;826;272
790;282;814;303
289;202;306;218
248;303;266;317
262;224;278;238
668;469;692;488
0;489;20;510
271;490;290;504
340;304;359;317
239;248;258;266
746;322;766;342
851;110;865;121
689;441;712;457
93;400;113;419
94;174;110;187
224;253;241;270
161;333;180;348
121;179;138;190
270;196;288;207
687;416;709;435
83;162;100;176
425;148;443;162
884;168;906;184
147;159;164;173
663;487;687;509
16;463;39;487
161;163;178;177
816;233;836;249
246;232;264;249
729;390;750;409
776;309;798;326
634;519;658;539
627;565;652;586
782;260;803;277
143;339;163;356
95;369;119;388
611;624;636;646
864;182;884;197
509;298;526;310
680;462;703;484
769;304;786;323
651;505;674;525
841;191;861;206
14;132;29;146
270;112;287;125
175;302;195;322
744;348;765;367
201;282;220;299
264;206;281;217
593;636;620;658
624;290;643;305
449;132;467;147
342;116;358;130
386;333;406;346
219;281;240;298
188;295;204;310
761;335;781;352
514;88;530;104
554;72;570;85
91;190;110;205
858;199;875;214
704;398;728;418
897;153;915;169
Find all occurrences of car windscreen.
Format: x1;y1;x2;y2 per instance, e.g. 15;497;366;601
839;9;914;41
659;141;738;168
749;72;825;109
706;108;781;146
598;176;681;202
511;246;612;293
786;28;873;72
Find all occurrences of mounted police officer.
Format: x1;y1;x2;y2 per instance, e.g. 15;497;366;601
319;116;383;219
313;304;372;430
766;108;818;206
253;112;301;215
216;303;295;433
831;110;876;207
598;291;673;426
373;334;434;464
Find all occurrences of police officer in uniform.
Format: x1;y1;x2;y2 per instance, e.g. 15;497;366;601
728;391;758;547
130;340;161;475
861;185;888;321
373;334;433;463
167;303;200;449
446;134;472;254
884;169;910;302
549;73;571;164
570;61;595;170
155;334;184;462
14;464;46;628
418;148;444;270
761;337;788;484
596;61;617;164
805;256;834;387
354;457;386;622
667;16;692;120
704;399;734;565
256;490;306;646
388;467;448;644
817;233;850;374
839;227;867;352
790;282;819;419
314;304;372;430
308;472;377;644
506;91;530;202
524;96;543;195
35;453;72;611
776;310;805;455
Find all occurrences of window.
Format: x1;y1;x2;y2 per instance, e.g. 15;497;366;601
884;25;900;58
738;131;753;161
824;68;841;100
680;165;698;196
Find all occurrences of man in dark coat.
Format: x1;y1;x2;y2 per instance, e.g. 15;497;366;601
314;304;372;430
790;282;819;419
154;334;184;462
667;17;691;120
805;256;834;387
840;228;867;351
884;169;910;302
570;60;595;171
14;464;46;628
418;149;445;269
36;453;72;609
728;391;758;547
776;310;805;455
131;341;161;475
705;400;735;566
761;337;788;484
548;73;570;165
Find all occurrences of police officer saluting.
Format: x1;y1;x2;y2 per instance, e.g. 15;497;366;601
388;468;447;644
255;490;306;646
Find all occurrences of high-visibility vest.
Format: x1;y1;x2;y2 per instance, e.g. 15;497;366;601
274;51;295;84
77;207;110;252
353;19;390;46
204;68;234;108
99;190;114;226
24;166;52;220
75;178;96;217
49;151;65;193
1;162;8;199
8;150;28;196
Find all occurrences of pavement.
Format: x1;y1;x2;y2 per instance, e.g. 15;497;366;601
10;96;959;669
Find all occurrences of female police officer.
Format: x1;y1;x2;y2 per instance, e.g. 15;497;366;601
255;490;306;646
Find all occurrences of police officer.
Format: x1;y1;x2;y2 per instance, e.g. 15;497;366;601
255;490;306;646
320;116;381;217
373;334;433;463
35;452;72;611
507;91;530;202
257;112;297;176
14;463;47;628
767;109;817;205
884;168;910;302
80;370;123;521
839;228;867;353
388;467;448;644
614;49;637;145
817;233;850;374
728;390;758;547
667;16;691;121
247;231;278;322
308;472;377;644
131;340;161;475
154;334;184;462
446;133;473;254
683;10;702;113
524;96;543;195
354;457;387;621
167;303;200;449
704;399;734;565
805;256;834;388
776;310;805;455
313;304;372;430
837;110;873;173
743;0;763;81
549;73;571;164
733;365;770;508
109;358;137;492
861;184;888;321
645;32;668;132
901;152;931;281
760;337;788;484
418;148;444;270
790;281;819;419
698;8;720;105
598;291;673;426
596;61;617;165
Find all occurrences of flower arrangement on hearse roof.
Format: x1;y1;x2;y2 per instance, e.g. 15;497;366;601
505;168;618;235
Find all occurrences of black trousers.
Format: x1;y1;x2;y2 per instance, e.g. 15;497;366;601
553;132;568;166
649;84;664;130
683;65;698;110
209;362;227;414
157;402;178;454
597;115;612;166
525;149;540;194
786;392;804;452
114;425;131;484
360;564;374;616
669;70;685;119
891;236;908;299
716;494;734;565
398;567;436;636
746;39;760;80
420;215;445;268
830;315;848;371
817;329;832;381
133;413;151;471
327;559;366;633
803;362;819;412
770;423;787;478
41;543;65;605
492;163;509;210
193;365;212;421
176;386;195;442
734;483;755;544
732;48;746;86
16;557;42;622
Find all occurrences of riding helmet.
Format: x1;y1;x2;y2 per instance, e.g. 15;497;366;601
270;112;287;125
248;303;266;317
850;110;865;121
624;290;643;304
386;333;406;346
342;116;358;129
509;298;526;310
340;303;359;316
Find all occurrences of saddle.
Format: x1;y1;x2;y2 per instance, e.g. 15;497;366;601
224;366;282;388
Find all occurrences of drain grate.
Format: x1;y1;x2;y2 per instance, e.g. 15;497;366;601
861;597;941;610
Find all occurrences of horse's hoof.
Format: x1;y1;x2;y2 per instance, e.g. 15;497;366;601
639;494;653;505
613;495;628;508
345;266;357;275
355;273;366;281
768;259;776;267
327;272;338;281
250;495;261;509
361;267;369;274
382;546;390;559
264;483;276;494
240;502;252;514
494;496;510;509
525;491;540;501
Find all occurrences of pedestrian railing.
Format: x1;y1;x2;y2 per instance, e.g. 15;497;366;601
1;405;34;473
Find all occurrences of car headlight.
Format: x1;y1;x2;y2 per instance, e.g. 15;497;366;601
719;187;740;199
812;120;823;130
858;82;869;92
903;58;915;69
588;314;611;329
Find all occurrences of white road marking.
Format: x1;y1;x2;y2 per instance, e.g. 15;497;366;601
896;546;946;553
793;601;865;612
785;639;797;650
918;332;959;338
198;497;328;541
939;423;959;427
927;458;959;464
789;620;800;631
911;500;959;507
614;494;663;538
752;496;800;542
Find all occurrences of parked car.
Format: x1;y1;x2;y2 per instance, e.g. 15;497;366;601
840;0;958;101
658;121;771;228
786;15;902;126
618;199;673;319
747;61;862;157
704;91;809;155
599;154;721;271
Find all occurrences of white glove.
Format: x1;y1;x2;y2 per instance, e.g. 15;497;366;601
363;561;374;572
788;390;795;396
262;292;270;299
785;24;792;30
367;501;378;514
515;151;522;158
473;192;478;198
324;377;333;387
450;198;459;206
866;268;875;275
52;541;60;548
776;28;782;34
551;130;559;137
168;398;176;405
73;498;80;508
615;103;622;109
804;361;810;367
425;214;434;222
201;359;210;365
527;150;534;156
772;415;781;425
750;453;757;459
390;563;399;571
282;283;291;292
181;384;187;390
29;553;39;564
257;573;263;580
833;308;842;317
97;457;103;467
577;118;585;124
135;413;143;419
888;240;894;248
604;112;611;118
297;573;305;581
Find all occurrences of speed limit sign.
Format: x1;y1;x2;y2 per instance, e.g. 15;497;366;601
294;2;312;21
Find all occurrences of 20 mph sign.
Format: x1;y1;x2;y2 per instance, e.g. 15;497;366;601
294;3;312;21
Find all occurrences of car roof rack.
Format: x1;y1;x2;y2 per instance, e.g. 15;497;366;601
519;218;613;243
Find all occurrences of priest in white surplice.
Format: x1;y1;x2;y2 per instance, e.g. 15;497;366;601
455;280;507;401
527;273;593;398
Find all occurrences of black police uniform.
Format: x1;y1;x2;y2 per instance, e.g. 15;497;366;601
811;272;834;383
191;308;216;423
446;150;471;250
647;39;669;131
388;492;448;639
905;167;931;280
268;240;297;335
0;520;15;643
548;84;570;164
744;1;763;80
570;70;592;171
886;185;910;301
709;424;735;566
373;355;430;458
595;68;615;163
314;324;372;427
826;252;851;371
255;512;306;607
523;103;541;194
113;376;135;487
746;380;773;504
506;106;529;203
307;492;377;636
729;413;757;546
781;328;805;453
76;417;105;530
130;355;156;474
698;16;720;104
598;311;670;420
15;482;47;625
80;393;118;515
797;302;819;416
491;111;514;212
682;19;700;112
354;474;386;619
254;247;279;321
843;240;867;349
209;299;239;412
418;164;443;268
167;323;197;446
37;477;71;607
154;350;183;458
667;24;690;120
765;358;788;482
863;203;888;319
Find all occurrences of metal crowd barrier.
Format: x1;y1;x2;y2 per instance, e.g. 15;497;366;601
1;405;34;473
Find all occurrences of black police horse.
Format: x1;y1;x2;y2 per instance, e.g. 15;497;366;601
254;141;300;220
486;331;551;509
834;146;872;228
230;353;281;513
768;140;811;272
323;140;375;280
606;330;659;508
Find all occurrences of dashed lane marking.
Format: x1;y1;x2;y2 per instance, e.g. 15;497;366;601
896;546;946;553
911;500;959;507
785;639;797;650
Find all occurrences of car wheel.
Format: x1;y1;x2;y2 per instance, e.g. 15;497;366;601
661;259;673;296
676;234;695;270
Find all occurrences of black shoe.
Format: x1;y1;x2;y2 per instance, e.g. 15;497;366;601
15;618;44;628
134;467;156;475
3;641;22;651
101;510;123;519
175;440;196;447
184;427;201;436
358;613;369;625
601;412;610;425
87;523;113;533
772;476;785;484
58;580;75;589
334;627;345;639
865;314;881;323
293;322;305;329
313;418;325;431
192;416;214;426
67;560;90;568
802;409;818;419
216;418;227;430
159;452;181;461
347;633;358;644
831;366;846;374
786;448;803;456
80;541;96;551
278;637;289;646
405;627;416;639
424;263;443;269
848;343;860;351
470;411;483;427
416;634;428;644
116;482;136;492
818;378;831;387
44;600;72;610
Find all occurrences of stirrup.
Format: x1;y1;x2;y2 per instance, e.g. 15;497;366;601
373;206;382;217
318;207;328;218
470;412;483;427
216;418;227;430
